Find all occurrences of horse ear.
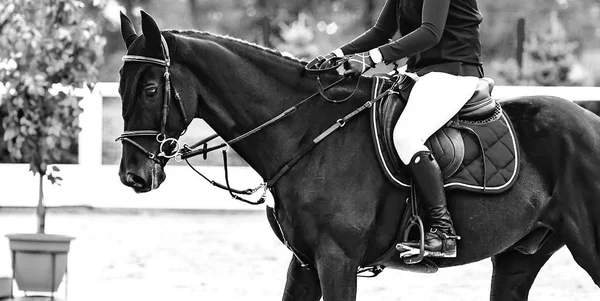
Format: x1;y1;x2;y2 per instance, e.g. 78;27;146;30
140;10;162;53
120;12;138;49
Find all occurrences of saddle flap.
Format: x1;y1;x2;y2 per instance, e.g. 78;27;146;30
425;127;464;179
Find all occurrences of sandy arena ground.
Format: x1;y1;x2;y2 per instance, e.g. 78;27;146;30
0;210;597;301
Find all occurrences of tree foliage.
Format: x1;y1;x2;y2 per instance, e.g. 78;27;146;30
489;11;593;86
0;0;105;179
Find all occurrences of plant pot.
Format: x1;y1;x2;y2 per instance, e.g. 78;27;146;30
5;233;74;293
0;276;11;299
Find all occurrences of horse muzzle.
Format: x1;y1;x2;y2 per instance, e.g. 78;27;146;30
119;162;165;193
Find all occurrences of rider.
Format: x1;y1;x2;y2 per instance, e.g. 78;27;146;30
309;0;484;258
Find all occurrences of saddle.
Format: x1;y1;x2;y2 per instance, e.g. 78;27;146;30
358;74;521;276
370;74;520;193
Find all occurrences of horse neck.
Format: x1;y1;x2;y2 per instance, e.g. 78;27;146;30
178;33;371;179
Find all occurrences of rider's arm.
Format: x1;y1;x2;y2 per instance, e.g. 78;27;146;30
378;0;450;62
337;0;397;56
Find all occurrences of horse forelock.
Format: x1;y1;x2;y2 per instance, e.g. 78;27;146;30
119;63;149;120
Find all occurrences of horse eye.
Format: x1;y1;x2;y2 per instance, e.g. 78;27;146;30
145;87;158;97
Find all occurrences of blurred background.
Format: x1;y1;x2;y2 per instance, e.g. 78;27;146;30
3;0;600;166
0;0;599;300
95;0;600;85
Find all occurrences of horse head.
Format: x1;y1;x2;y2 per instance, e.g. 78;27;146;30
117;11;199;192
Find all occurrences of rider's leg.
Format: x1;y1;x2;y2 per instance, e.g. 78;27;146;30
394;72;479;257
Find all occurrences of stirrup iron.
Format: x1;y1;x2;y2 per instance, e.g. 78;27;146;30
396;186;426;264
396;214;425;264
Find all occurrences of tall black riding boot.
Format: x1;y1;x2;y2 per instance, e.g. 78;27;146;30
402;150;460;258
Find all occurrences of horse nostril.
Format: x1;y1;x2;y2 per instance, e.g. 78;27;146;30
126;173;146;188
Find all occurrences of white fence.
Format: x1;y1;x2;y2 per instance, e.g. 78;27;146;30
1;83;599;210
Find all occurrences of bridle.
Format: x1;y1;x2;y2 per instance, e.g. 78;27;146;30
116;35;188;164
116;33;398;205
116;33;272;204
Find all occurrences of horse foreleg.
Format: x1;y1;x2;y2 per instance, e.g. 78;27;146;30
314;240;360;301
560;214;600;287
490;235;564;301
282;256;322;301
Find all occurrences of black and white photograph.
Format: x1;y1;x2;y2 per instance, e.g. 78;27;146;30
0;0;599;300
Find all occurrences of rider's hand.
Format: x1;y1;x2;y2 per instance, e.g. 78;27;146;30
341;53;375;77
307;52;341;71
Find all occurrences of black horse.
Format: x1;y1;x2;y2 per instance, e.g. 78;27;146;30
117;11;600;301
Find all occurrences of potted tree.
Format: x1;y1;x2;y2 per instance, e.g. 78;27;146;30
0;0;104;296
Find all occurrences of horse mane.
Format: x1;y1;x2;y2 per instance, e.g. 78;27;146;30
166;29;307;67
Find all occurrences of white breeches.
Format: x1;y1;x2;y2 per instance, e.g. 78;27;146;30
393;72;479;164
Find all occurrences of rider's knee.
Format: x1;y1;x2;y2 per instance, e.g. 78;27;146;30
393;131;428;164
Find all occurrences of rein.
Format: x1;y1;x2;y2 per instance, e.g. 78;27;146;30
178;58;378;202
176;76;350;205
178;77;347;159
305;56;361;104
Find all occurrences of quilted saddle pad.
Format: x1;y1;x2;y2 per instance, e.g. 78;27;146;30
370;76;520;194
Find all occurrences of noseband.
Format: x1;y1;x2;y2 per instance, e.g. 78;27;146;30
116;35;188;163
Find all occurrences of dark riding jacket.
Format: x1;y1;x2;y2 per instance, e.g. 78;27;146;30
341;0;484;77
